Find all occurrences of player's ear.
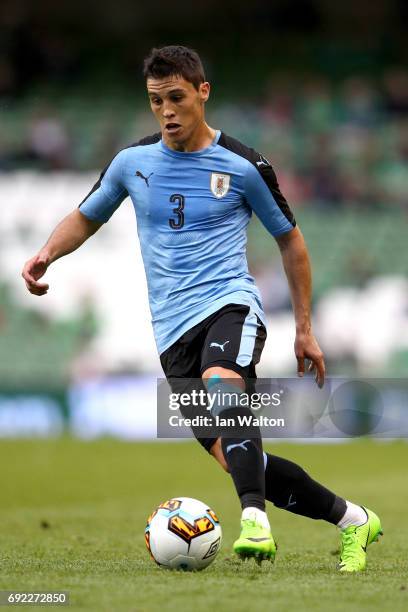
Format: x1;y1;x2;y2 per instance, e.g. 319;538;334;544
199;82;210;102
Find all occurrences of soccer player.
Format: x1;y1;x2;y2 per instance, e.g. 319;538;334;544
22;45;382;571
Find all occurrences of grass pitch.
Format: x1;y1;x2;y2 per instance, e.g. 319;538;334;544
0;439;407;611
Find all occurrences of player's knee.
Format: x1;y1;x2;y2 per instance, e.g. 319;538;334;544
202;367;245;390
202;372;245;419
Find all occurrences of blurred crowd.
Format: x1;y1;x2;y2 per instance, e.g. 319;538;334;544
1;71;408;210
256;71;408;210
230;70;408;211
1;0;408;213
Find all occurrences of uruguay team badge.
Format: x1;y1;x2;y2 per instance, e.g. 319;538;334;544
210;172;231;199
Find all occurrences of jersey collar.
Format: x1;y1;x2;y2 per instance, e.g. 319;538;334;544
159;130;221;158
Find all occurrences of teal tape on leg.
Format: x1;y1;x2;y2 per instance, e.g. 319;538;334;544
207;374;222;390
206;377;244;417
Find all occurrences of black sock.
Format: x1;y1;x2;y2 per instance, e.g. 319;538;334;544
207;379;266;512
221;427;265;511
264;453;346;524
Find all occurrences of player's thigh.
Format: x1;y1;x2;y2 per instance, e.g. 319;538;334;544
200;304;266;386
201;306;267;465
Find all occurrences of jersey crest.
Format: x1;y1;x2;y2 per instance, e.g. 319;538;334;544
210;172;231;199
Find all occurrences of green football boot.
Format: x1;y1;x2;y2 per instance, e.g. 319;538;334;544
338;507;383;572
233;518;277;565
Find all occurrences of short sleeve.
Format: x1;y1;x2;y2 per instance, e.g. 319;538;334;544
79;150;128;223
244;156;296;237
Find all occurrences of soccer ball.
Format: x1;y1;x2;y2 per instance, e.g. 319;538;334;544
145;497;222;570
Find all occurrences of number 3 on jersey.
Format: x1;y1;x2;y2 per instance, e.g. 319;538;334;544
168;194;185;230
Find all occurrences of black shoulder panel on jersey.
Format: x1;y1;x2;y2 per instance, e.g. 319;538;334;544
79;133;161;207
133;132;161;147
218;132;296;227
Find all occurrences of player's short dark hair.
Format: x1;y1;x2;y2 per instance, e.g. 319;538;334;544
143;45;205;90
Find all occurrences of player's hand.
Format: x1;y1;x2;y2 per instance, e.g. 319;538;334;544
22;253;50;296
294;331;325;388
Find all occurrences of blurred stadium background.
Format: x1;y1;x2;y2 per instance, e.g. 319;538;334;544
1;0;408;439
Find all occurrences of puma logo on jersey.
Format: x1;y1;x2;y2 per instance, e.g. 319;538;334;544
256;155;270;168
136;170;154;187
210;340;230;352
226;439;251;453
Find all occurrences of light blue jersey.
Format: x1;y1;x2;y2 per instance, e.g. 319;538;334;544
79;131;296;354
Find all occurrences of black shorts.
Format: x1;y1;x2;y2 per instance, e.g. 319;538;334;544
159;303;267;452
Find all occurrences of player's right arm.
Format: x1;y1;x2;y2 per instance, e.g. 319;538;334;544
22;150;128;296
22;210;103;295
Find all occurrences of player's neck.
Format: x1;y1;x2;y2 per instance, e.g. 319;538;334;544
163;122;216;153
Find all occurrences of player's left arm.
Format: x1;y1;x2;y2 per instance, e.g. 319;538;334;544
244;157;325;387
275;226;325;388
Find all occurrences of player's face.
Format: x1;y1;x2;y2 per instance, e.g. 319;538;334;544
147;75;210;147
